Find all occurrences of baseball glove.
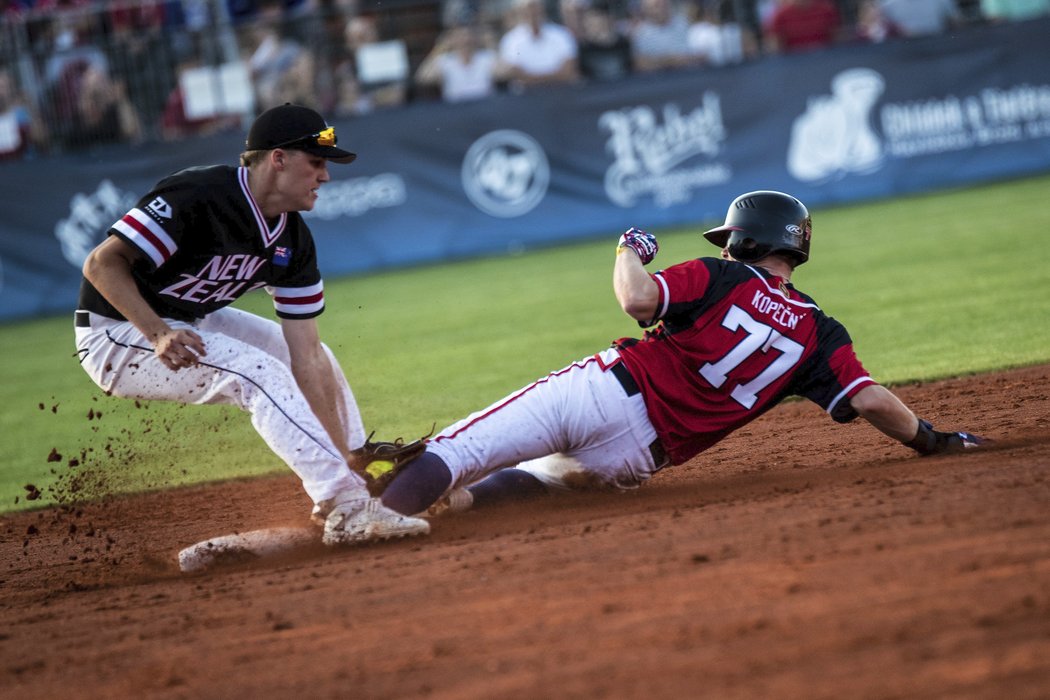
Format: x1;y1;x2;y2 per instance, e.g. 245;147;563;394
351;429;431;496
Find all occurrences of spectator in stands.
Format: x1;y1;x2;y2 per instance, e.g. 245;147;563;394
980;0;1050;21
65;63;144;148
107;0;166;34
687;0;758;66
36;8;145;151
878;0;962;37
415;23;507;103
159;60;243;141
851;0;905;42
630;0;700;72
763;0;843;53
576;3;634;81
246;1;314;111
755;0;779;27
0;68;47;161
442;0;477;28
106;0;178;136
498;0;580;91
332;14;409;114
559;0;590;36
43;12;109;87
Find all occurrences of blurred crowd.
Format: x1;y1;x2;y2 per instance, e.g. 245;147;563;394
0;0;1047;160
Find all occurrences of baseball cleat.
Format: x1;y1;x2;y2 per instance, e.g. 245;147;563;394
424;488;474;518
310;501;327;527
322;497;430;546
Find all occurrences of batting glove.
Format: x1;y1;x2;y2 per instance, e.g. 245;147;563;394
905;419;988;455
617;227;659;265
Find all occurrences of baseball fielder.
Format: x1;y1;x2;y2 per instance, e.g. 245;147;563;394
74;103;429;545
376;191;985;516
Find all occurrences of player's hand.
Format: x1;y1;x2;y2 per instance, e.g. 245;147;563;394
153;328;207;371
617;227;659;265
906;419;988;455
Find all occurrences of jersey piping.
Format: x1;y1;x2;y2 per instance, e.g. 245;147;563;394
617;257;875;465
237;166;287;248
77;165;324;322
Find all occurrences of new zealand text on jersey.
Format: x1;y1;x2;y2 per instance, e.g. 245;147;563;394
160;254;268;304
751;289;804;330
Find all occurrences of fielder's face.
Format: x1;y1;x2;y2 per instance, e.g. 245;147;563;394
278;149;330;212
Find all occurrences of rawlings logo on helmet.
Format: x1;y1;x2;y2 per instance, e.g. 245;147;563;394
701;190;812;266
786;221;812;238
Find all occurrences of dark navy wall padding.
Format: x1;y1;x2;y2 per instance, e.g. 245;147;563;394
2;19;1049;322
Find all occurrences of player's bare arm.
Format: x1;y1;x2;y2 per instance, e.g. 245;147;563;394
81;236;206;371
614;228;660;322
282;317;353;461
850;383;984;454
849;384;919;442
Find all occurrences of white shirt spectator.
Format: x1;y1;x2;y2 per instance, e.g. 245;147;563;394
436;49;499;102
633;11;692;60
879;0;961;36
631;0;698;72
688;20;747;66
498;21;578;77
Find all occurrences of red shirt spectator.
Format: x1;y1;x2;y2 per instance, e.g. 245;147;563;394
108;0;165;33
765;0;842;53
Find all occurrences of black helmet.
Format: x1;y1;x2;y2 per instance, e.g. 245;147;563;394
702;191;812;266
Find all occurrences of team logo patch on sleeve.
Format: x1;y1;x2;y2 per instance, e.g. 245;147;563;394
273;246;292;267
146;196;172;219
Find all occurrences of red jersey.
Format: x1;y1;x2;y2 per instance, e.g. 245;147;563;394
767;0;841;52
615;258;875;465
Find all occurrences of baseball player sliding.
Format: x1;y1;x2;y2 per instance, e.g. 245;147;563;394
376;191;986;517
74;103;429;545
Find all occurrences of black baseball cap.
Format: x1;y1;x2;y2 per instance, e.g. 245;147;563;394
246;103;356;164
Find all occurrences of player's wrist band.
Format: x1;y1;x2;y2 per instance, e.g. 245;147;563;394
905;418;960;455
905;419;938;454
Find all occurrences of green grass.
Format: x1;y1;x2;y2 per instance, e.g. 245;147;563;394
2;173;1049;512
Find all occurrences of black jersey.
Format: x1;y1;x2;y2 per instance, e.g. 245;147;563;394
78;165;325;322
616;258;875;465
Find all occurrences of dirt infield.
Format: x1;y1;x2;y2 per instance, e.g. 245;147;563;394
3;364;1049;699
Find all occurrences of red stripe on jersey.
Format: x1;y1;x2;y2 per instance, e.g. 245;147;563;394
122;214;172;262
653;260;714;316
433;356;600;444
617;259;864;466
274;291;323;306
825;343;875;414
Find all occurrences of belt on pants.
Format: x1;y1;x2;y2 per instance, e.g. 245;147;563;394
609;360;669;469
76;310;135;327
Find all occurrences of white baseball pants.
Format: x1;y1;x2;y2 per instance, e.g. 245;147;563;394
427;348;667;492
74;306;368;504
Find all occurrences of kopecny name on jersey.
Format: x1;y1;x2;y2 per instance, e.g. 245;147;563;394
751;289;805;330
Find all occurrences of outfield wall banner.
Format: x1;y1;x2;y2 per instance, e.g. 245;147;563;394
2;18;1049;323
